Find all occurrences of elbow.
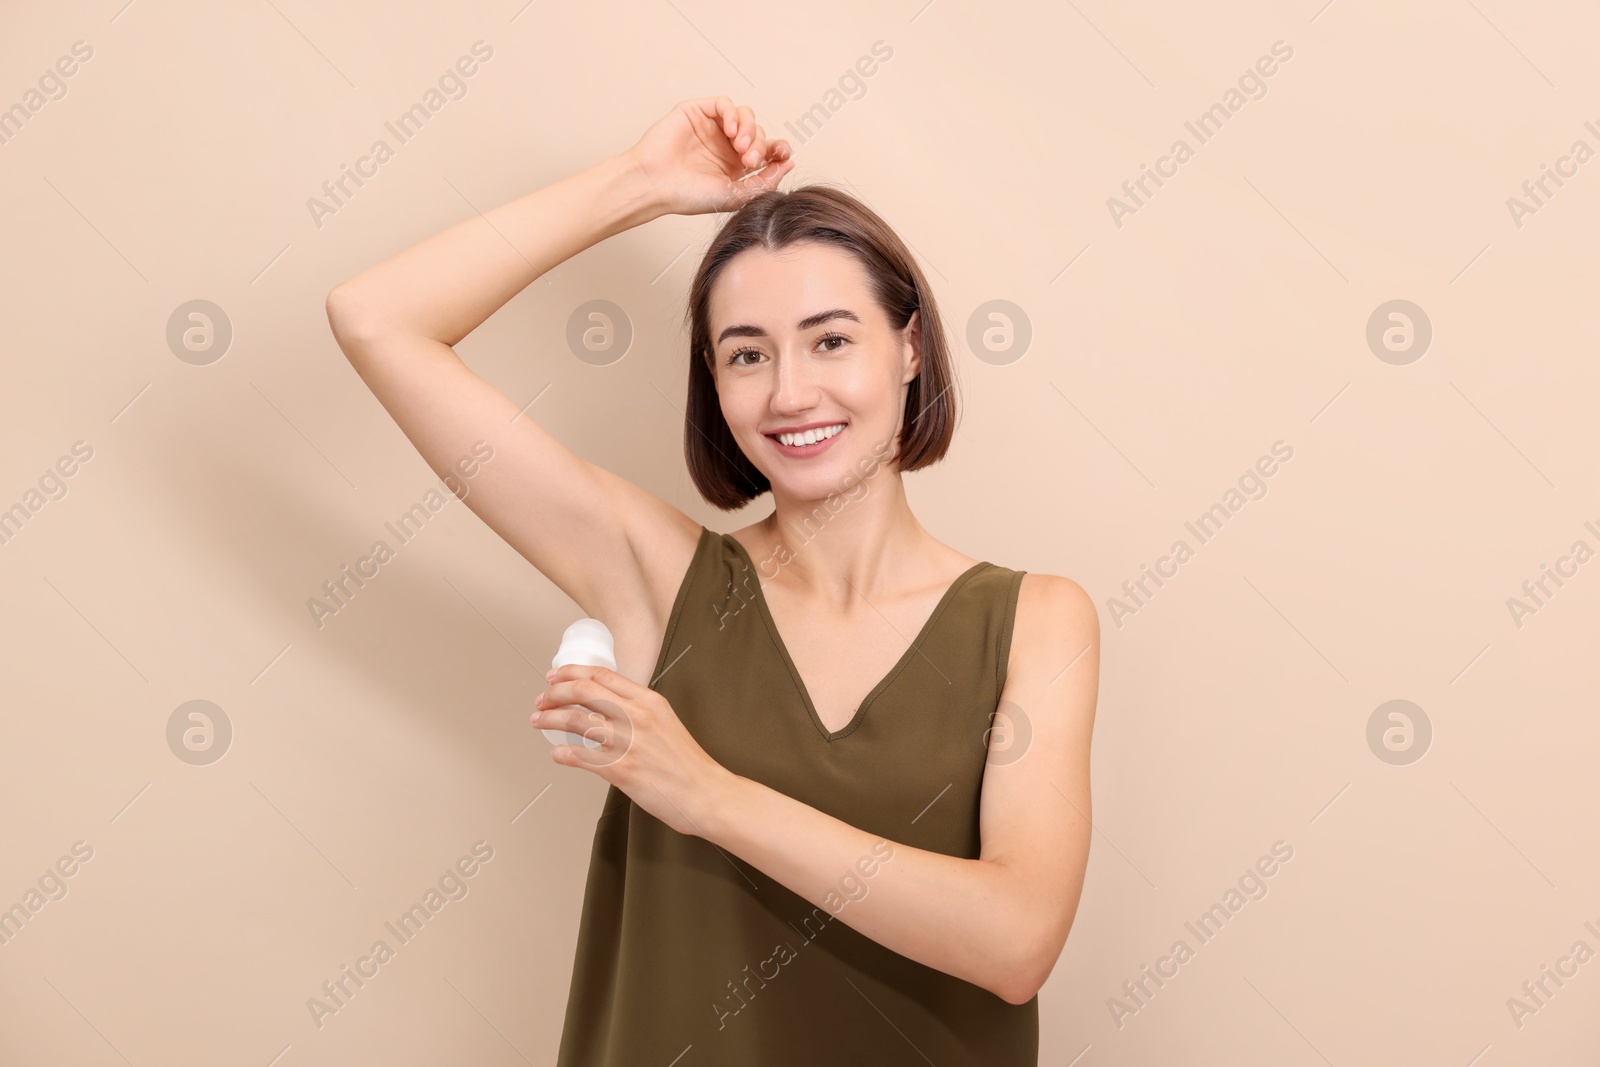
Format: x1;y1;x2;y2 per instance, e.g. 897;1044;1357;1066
996;984;1035;1008
325;283;358;349
991;914;1071;1006
980;938;1047;1006
994;959;1045;1007
325;282;381;356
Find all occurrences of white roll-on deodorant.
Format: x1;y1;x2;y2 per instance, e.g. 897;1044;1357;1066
541;618;616;750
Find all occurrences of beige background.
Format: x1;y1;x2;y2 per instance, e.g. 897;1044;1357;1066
2;0;1597;1063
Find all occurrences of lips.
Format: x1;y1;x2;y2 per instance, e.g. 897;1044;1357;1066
766;423;845;458
767;421;843;445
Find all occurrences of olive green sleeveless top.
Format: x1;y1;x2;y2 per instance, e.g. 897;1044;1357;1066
556;525;1035;1065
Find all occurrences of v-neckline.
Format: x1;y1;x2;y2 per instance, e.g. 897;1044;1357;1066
723;533;990;742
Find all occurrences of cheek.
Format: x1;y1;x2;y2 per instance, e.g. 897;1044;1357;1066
717;387;777;451
720;388;764;432
830;362;889;407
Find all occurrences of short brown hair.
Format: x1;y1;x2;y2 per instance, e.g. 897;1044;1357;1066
680;184;958;511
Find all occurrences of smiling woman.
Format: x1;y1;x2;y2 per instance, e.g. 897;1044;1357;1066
325;94;1098;1067
679;186;957;515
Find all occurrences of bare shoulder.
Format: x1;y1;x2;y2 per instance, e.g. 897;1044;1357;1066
1015;572;1098;638
1006;572;1100;698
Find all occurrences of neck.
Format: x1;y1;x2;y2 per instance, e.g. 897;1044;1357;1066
744;470;935;605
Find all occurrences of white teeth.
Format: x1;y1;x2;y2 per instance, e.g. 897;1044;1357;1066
776;423;844;447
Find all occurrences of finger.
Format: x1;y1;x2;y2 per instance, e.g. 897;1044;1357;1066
532;704;590;733
544;710;630;767
747;138;790;176
539;706;626;752
732;105;755;151
749;154;795;194
553;714;636;768
741;123;768;167
537;684;618;725
694;96;736;145
547;663;656;704
550;743;602;770
712;95;737;139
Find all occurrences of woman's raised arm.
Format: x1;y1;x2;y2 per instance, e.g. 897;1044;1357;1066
323;98;793;658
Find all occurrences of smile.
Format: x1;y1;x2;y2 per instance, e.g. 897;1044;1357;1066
766;422;846;456
771;422;845;446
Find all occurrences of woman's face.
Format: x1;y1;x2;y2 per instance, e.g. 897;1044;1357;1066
707;241;920;504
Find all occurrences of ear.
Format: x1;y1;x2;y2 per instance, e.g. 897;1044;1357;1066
901;309;922;384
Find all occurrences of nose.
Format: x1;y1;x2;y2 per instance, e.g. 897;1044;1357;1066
769;346;821;413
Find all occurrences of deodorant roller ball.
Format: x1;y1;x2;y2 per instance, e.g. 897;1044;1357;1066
541;618;616;750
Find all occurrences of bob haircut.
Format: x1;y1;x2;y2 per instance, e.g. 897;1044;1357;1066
680;184;958;511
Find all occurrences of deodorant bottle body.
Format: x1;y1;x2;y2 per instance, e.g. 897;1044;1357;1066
541;618;616;750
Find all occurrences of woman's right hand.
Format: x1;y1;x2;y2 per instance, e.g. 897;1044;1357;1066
624;96;795;217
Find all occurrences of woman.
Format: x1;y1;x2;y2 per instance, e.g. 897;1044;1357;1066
326;96;1098;1065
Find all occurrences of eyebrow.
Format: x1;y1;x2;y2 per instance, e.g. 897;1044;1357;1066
715;308;862;347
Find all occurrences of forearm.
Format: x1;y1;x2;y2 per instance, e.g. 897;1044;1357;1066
329;152;664;347
698;771;1038;1004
